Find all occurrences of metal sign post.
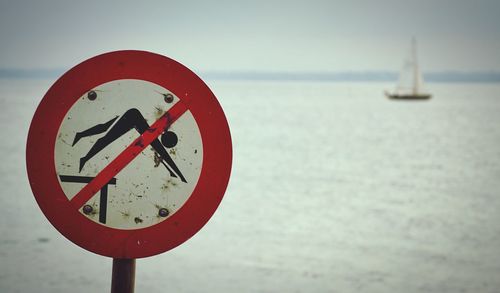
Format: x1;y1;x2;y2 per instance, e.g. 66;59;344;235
111;259;136;293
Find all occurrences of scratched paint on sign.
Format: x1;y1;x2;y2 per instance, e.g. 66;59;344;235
54;79;203;229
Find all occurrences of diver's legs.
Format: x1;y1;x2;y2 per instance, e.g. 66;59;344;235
79;109;142;172
72;116;119;146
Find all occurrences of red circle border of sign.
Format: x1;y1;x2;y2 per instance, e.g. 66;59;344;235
26;51;232;258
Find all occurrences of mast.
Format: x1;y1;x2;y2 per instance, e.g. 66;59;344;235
412;37;419;95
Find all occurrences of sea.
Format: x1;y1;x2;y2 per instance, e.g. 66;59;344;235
1;78;500;293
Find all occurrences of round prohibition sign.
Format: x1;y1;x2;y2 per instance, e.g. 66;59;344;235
26;51;232;258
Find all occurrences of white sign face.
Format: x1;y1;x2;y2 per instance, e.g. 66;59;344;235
54;79;203;229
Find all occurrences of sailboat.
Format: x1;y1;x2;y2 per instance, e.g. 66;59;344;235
385;38;431;100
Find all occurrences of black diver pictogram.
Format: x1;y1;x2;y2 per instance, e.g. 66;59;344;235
72;108;187;183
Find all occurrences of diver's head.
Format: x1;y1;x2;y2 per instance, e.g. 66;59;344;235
161;131;178;148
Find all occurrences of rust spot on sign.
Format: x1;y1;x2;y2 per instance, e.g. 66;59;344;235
120;210;130;218
154;105;165;119
153;151;161;167
134;138;144;147
164;112;173;130
161;178;178;191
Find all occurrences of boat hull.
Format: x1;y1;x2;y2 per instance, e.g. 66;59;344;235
386;93;431;100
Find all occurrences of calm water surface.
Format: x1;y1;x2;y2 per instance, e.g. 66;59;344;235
1;79;499;293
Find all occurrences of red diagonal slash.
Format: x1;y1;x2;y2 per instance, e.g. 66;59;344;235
70;101;188;209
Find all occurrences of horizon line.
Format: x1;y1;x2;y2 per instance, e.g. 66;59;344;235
1;68;499;83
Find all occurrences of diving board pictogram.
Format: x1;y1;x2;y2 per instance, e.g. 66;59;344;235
26;51;232;258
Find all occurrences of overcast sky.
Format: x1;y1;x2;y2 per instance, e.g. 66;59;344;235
1;0;499;72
